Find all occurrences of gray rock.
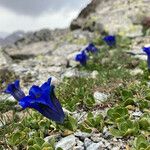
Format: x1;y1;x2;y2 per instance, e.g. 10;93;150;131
74;132;91;140
76;139;84;147
5;41;56;59
73;146;84;150
93;91;109;103
91;133;102;142
102;126;112;139
52;44;83;57
86;142;103;150
47;66;63;73
44;133;61;143
14;29;53;47
55;135;77;150
72;111;87;124
0;49;12;67
132;111;143;117
84;138;92;147
112;147;120;150
70;0;150;37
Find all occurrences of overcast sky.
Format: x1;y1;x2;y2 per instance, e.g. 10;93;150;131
0;0;90;34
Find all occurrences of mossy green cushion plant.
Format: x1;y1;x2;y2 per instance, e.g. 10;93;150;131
133;135;150;150
138;113;150;131
110;119;139;137
107;106;129;123
79;112;104;133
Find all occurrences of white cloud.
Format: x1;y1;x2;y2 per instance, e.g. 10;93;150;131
0;0;91;33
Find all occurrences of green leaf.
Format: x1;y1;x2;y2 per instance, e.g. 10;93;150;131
121;90;133;101
42;147;53;150
123;98;135;106
145;93;150;100
139;118;150;130
28;146;36;150
12;132;22;144
12;131;26;145
107;107;129;122
42;142;52;148
68;115;78;131
134;135;149;150
84;98;95;108
35;137;45;147
32;144;41;150
79;124;92;133
139;100;149;110
118;122;129;132
124;128;137;136
145;145;150;150
28;138;36;146
109;128;123;137
62;115;78;131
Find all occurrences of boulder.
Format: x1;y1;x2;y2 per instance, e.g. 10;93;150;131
0;49;12;67
70;0;150;37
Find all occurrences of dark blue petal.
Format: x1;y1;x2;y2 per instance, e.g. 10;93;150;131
86;43;98;53
19;96;32;109
29;85;42;98
75;51;88;65
49;85;65;117
37;103;65;123
19;95;65;123
14;80;20;89
143;46;150;56
40;78;51;93
103;35;116;46
5;83;15;94
4;80;25;101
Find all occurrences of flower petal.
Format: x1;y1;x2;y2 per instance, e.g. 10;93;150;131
4;80;25;101
40;78;51;93
29;85;42;98
37;103;65;123
19;96;65;123
14;80;20;89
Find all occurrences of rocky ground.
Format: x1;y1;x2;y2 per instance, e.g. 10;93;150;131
0;0;150;150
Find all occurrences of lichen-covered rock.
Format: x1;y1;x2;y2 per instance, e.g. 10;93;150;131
4;41;56;59
70;0;150;37
0;49;12;67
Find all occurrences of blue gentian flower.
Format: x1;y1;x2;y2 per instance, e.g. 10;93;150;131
85;43;98;53
5;78;65;123
4;80;25;101
75;51;88;65
143;46;150;69
103;35;116;47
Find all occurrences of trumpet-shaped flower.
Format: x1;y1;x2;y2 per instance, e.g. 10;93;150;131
4;80;25;101
143;45;150;69
103;35;116;47
5;78;65;123
75;51;88;65
85;43;98;53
